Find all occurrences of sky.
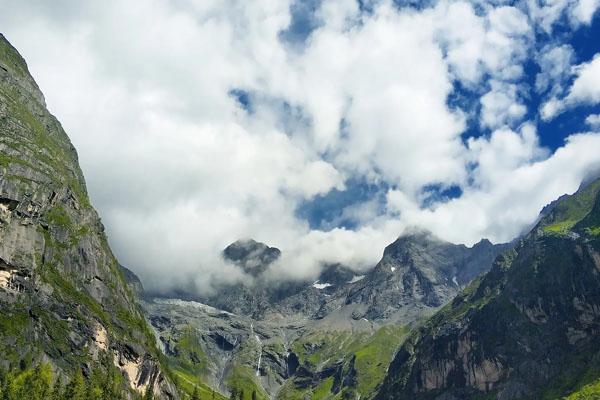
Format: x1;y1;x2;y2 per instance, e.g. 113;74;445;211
1;0;600;294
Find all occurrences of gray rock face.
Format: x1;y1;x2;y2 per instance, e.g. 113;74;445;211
336;231;513;322
145;233;511;398
120;264;145;299
376;179;600;400
143;298;304;396
0;34;176;399
223;239;281;277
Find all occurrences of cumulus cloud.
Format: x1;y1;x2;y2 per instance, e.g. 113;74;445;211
480;81;527;129
535;44;575;95
586;113;600;128
528;0;600;32
1;0;600;293
572;0;600;25
542;53;600;120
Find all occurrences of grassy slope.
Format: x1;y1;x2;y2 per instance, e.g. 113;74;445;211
540;179;600;234
278;325;409;399
563;379;600;400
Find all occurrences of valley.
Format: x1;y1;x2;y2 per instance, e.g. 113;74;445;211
1;19;600;400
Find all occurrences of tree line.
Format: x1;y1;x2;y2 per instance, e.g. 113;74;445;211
0;357;154;400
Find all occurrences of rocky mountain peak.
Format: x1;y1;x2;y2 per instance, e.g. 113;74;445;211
317;263;356;287
222;239;281;277
376;177;600;400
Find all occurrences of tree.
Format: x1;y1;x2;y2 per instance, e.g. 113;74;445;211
50;375;64;400
251;390;257;400
229;387;238;400
64;369;86;400
239;389;245;400
25;364;52;399
191;386;201;400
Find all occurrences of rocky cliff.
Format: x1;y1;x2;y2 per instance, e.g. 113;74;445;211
376;178;600;400
0;34;176;398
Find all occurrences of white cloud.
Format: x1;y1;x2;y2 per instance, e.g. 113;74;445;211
567;53;600;104
535;44;574;95
1;0;599;294
571;0;600;25
480;81;527;129
586;113;600;128
542;53;600;119
387;130;600;244
527;0;599;32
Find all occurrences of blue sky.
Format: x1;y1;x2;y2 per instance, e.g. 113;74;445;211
1;0;600;291
291;0;600;232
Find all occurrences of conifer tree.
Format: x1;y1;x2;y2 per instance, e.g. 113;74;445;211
26;364;52;399
64;369;86;400
50;375;63;400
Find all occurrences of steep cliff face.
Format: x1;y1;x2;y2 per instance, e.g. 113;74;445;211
376;178;600;400
0;34;176;398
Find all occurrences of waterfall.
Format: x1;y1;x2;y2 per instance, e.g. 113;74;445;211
251;324;263;376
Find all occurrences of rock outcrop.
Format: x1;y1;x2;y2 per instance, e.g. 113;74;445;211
0;34;176;398
376;178;600;400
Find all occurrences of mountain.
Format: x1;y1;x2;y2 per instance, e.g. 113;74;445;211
144;233;510;398
314;231;514;323
0;34;176;398
376;177;600;400
223;239;282;277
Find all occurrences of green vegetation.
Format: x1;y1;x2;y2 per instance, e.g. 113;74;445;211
586;226;600;235
0;34;30;79
0;63;91;209
44;205;72;230
563;379;600;400
540;178;600;234
158;325;228;399
313;376;334;399
0;356;141;400
172;369;226;400
225;364;268;400
282;325;409;399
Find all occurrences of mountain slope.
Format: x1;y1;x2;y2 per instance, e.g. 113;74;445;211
145;233;510;399
319;232;513;323
376;177;600;400
0;34;176;398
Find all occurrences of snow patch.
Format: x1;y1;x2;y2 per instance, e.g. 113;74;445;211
390;267;396;272
312;281;333;289
153;298;234;315
452;276;459;286
349;275;365;283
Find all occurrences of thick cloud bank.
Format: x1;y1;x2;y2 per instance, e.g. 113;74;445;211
1;0;600;293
